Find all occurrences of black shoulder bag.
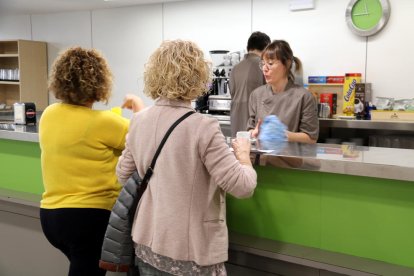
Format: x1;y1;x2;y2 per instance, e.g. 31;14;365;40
99;111;194;272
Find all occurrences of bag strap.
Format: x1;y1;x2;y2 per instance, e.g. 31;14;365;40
138;110;195;195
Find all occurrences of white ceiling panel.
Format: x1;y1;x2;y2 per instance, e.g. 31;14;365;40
0;0;194;15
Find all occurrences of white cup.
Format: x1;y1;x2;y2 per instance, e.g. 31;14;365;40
236;131;251;140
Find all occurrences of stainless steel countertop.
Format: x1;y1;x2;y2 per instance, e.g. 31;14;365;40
1;122;413;181
253;141;414;181
319;118;414;131
0;123;38;142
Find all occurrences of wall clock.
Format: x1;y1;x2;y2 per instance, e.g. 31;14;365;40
345;0;391;36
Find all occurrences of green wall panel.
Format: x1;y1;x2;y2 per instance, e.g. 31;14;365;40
0;139;43;194
227;166;414;268
320;173;414;268
227;166;322;248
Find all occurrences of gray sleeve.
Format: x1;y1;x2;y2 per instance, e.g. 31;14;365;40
299;93;319;140
229;68;235;98
247;90;258;130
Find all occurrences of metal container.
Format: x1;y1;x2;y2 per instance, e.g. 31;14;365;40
208;95;231;112
318;103;331;118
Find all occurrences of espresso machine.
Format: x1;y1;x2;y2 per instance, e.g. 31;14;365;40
193;50;241;137
195;50;238;115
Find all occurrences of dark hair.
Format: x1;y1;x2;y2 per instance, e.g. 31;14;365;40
262;40;301;82
247;31;271;52
49;47;113;105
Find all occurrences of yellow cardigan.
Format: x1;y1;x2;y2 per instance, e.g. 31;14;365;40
39;103;129;210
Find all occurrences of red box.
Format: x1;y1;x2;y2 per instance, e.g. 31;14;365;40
320;93;334;115
327;76;344;84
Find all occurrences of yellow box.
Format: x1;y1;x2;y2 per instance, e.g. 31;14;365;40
371;110;414;121
342;73;361;115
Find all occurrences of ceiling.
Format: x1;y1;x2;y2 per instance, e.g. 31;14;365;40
0;0;196;15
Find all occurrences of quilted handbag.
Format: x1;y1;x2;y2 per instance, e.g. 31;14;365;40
99;110;194;272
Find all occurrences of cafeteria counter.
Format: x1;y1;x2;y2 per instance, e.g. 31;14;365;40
227;141;414;275
1;125;414;275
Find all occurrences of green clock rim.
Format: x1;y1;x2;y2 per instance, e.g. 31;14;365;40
345;0;391;37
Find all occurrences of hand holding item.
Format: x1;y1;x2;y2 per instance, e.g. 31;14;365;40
259;115;287;143
110;106;122;116
232;136;252;166
122;94;145;113
250;118;263;138
236;131;251;140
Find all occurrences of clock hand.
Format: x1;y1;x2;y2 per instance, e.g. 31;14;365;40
364;1;369;13
353;1;369;16
353;12;369;16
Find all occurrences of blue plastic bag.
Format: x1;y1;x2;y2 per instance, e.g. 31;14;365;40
259;115;287;143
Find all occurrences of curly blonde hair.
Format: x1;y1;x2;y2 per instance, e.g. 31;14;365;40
48;47;113;105
144;40;211;101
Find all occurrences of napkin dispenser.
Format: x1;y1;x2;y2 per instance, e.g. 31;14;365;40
14;102;36;125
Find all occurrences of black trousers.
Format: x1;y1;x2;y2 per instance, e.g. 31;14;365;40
40;208;110;276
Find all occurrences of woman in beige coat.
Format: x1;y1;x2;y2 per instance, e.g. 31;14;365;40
116;40;257;275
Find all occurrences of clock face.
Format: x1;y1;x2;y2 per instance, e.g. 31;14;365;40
346;0;391;36
351;0;382;30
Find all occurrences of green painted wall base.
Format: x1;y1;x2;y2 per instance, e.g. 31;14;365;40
0;139;43;194
227;166;414;268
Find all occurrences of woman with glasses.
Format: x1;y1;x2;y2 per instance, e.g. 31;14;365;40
247;40;318;143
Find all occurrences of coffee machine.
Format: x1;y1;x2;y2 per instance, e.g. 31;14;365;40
195;50;237;115
193;50;243;137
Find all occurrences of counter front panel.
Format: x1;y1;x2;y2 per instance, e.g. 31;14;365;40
0;138;43;195
227;166;414;269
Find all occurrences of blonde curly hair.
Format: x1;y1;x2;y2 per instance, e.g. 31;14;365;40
48;47;113;105
144;40;211;101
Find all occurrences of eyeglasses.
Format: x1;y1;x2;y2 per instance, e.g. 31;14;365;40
259;60;279;70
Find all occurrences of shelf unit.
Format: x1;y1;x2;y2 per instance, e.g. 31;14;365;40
0;40;48;112
308;83;343;116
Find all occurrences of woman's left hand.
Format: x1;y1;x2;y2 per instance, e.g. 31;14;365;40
232;137;252;166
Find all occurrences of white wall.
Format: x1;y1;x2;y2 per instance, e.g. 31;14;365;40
0;15;32;39
254;0;366;77
92;5;163;110
0;0;412;110
163;0;252;55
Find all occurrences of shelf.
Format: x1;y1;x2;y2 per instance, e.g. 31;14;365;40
319;118;414;131
0;54;18;58
0;40;48;110
0;81;20;85
308;83;343;86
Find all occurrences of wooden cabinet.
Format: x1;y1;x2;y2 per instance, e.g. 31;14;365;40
0;40;48;115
